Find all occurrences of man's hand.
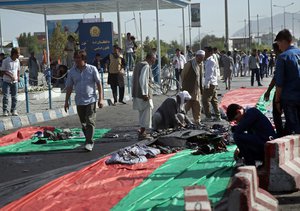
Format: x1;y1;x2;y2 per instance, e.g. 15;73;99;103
264;90;270;101
98;99;104;108
142;95;149;101
64;101;69;113
234;148;240;160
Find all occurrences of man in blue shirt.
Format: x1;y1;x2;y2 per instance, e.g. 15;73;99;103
226;103;276;165
64;50;104;151
274;29;300;134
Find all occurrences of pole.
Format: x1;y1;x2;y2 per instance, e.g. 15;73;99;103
225;0;229;51
139;12;144;59
284;8;286;29
47;69;52;109
44;9;50;68
271;0;274;42
117;2;122;47
188;4;192;47
257;14;259;44
0;15;3;52
24;71;30;113
156;0;161;83
248;0;251;50
182;8;186;56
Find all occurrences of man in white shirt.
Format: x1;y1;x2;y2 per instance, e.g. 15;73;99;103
1;48;20;116
202;46;221;121
172;48;186;90
132;53;156;140
125;32;135;71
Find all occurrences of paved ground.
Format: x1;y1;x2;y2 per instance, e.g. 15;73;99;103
1;74;300;210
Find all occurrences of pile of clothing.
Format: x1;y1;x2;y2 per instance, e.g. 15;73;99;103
31;128;76;144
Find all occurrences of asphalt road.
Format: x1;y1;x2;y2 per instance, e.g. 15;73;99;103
1;76;300;210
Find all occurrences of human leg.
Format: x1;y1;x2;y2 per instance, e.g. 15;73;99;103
234;133;266;165
118;86;125;103
282;102;300;134
77;103;96;145
191;99;201;123
210;85;221;119
272;96;284;137
250;69;254;86
10;82;18;113
202;87;212;118
2;81;9;113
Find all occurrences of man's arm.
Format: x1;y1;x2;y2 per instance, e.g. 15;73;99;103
64;86;73;112
96;82;104;108
139;65;149;101
204;59;214;88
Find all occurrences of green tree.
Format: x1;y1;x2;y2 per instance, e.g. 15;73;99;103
49;21;67;62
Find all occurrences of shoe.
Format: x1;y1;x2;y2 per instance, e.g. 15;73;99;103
11;111;18;116
3;111;8;117
84;143;94;151
258;84;263;86
138;132;151;140
119;101;126;104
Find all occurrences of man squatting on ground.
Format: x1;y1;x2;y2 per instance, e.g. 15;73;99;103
226;103;276;166
64;50;104;152
152;91;193;131
132;53;157;140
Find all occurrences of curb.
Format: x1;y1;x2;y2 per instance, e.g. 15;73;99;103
184;185;212;211
0;96;130;132
215;166;278;211
260;135;300;192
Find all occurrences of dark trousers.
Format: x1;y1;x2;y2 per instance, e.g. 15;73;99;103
272;93;284;137
175;68;182;90
282;102;300;135
250;68;261;86
234;133;266;165
77;102;96;144
111;85;124;103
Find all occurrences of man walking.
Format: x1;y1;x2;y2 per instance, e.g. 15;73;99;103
249;49;263;87
181;50;205;124
132;53;156;140
202;46;221;121
64;50;104;151
1;47;20;116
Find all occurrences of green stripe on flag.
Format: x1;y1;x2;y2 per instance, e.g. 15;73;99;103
0;128;110;154
113;145;236;211
256;87;275;114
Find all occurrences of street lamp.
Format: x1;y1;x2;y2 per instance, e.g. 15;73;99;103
273;2;294;29
124;18;135;36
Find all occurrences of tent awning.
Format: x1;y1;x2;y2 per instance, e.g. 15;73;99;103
0;0;189;15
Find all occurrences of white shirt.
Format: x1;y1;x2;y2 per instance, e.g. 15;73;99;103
204;55;218;88
173;54;186;69
132;62;153;111
1;57;20;83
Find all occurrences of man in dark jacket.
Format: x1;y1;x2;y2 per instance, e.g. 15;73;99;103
226;103;276;165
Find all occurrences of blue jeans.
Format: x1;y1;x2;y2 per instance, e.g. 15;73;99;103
2;81;18;112
126;52;134;70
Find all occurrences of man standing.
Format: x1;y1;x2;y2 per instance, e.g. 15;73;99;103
220;50;234;90
132;53;156;140
104;44;126;105
125;32;135;71
202;46;221;121
28;52;40;86
172;48;186;90
274;29;300;135
64;50;104;151
1;47;20;116
181;50;205;124
248;49;263;87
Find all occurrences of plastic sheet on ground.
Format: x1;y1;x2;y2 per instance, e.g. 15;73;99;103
0;126;55;147
0;128;110;154
2;154;174;211
219;87;267;111
256;88;275;114
112;146;236;210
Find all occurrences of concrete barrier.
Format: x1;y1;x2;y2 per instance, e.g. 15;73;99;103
215;166;278;211
260;135;300;192
184;185;211;211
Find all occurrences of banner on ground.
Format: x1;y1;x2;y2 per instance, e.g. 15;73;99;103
191;3;201;27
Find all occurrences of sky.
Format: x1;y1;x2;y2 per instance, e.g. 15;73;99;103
0;0;298;45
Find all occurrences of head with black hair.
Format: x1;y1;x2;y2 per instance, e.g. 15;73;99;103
275;29;293;52
226;103;244;122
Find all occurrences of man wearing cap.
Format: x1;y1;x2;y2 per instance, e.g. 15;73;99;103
152;91;193;131
181;49;205;124
202;46;221;121
274;29;300;134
